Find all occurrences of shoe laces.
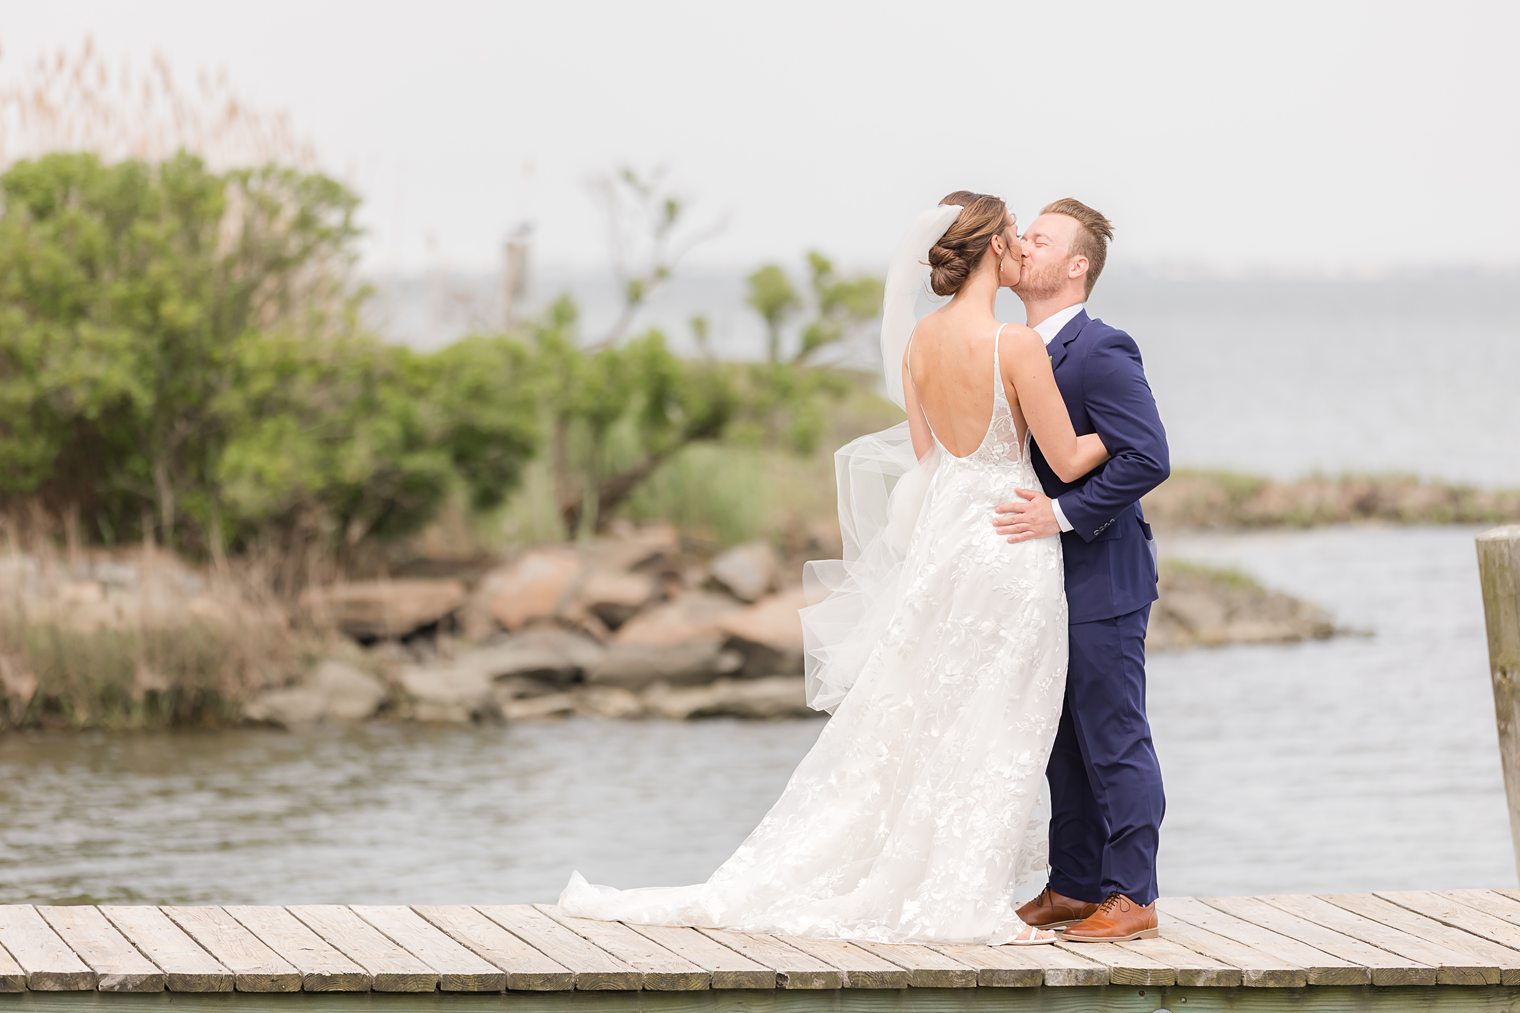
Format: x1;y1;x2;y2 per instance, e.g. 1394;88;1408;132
1098;894;1132;915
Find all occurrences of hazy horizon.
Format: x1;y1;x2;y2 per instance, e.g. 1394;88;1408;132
3;1;1517;280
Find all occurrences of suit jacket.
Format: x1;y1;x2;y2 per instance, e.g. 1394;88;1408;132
1029;310;1170;625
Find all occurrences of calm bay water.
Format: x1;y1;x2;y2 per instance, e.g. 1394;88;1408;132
0;524;1509;905
373;268;1520;487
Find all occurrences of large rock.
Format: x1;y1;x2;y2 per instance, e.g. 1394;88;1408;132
473;549;585;632
584;641;742;690
592;523;681;575
639;675;814;720
574;686;645;719
719;587;807;676
243;660;388;727
397;660;503;724
456;629;604;688
707;542;780;603
1150;565;1341;651
497;689;579;720
613;591;740;649
299;579;466;640
578;570;661;629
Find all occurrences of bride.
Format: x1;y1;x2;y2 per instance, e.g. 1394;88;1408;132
555;192;1109;946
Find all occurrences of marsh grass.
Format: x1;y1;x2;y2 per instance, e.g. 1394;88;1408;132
0;527;316;731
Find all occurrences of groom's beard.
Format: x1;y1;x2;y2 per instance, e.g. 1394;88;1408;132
1012;259;1067;300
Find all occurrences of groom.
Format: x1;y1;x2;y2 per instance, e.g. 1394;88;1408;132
992;199;1170;942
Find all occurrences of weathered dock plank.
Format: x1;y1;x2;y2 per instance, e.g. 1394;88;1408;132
412;905;575;990
692;927;843;988
1148;907;1306;987
985;941;1110;986
97;905;233;992
35;906;164;992
1052;936;1177;987
3;891;1520;1001
1263;893;1493;986
0;905;95;991
286;905;438;992
1203;894;1436;986
772;933;911;988
1163;895;1368;985
0;925;27;992
1113;933;1243;987
351;906;507;992
923;942;1046;987
1380;889;1520;968
534;904;708;990
475;904;638;989
1325;893;1519;985
222;905;370;991
1444;889;1520;929
620;920;776;988
160;906;302;992
849;938;979;988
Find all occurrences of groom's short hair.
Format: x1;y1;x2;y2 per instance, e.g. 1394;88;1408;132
1041;198;1113;297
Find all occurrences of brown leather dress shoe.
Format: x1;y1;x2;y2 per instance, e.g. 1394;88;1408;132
1015;885;1101;930
1062;893;1159;942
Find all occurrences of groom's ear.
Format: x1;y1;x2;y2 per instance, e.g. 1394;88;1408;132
1068;255;1090;282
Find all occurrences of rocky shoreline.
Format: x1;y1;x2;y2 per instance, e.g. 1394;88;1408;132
1146;471;1520;529
250;525;1343;727
0;524;1346;730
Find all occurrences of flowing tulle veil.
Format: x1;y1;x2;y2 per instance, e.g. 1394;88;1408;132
799;204;964;712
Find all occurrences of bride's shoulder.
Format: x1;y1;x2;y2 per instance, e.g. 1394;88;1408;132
997;321;1045;358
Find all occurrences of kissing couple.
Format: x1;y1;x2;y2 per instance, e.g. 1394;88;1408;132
556;192;1171;946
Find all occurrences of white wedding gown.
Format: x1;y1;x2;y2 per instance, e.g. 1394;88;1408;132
556;326;1069;944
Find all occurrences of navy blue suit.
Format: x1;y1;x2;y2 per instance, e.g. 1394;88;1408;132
1028;309;1170;907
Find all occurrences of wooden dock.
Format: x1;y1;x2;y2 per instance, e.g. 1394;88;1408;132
5;891;1520;1009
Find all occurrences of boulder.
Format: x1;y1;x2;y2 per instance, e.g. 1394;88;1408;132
592;524;681;575
473;549;584;632
719;587;808;676
456;628;604;688
613;591;740;648
639;680;723;720
299;579;466;640
574;686;645;719
1150;565;1341;651
578;570;661;629
702;676;814;719
640;675;814;720
707;542;780;603
397;660;503;724
584;641;742;690
242;659;388;727
498;690;579;720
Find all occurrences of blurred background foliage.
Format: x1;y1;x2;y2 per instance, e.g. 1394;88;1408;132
0;149;888;588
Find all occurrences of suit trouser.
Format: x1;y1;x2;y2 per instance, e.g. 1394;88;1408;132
1046;603;1165;906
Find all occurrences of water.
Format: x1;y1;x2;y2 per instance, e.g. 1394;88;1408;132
369;268;1520;487
0;525;1509;905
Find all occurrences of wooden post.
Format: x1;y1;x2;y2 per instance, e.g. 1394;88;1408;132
1478;525;1520;879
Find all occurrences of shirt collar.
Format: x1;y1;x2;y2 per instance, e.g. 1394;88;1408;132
1033;302;1086;346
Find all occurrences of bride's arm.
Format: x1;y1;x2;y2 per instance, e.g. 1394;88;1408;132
902;354;935;461
1001;325;1108;482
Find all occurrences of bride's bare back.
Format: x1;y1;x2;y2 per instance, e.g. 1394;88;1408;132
905;310;1031;458
904;307;1108;482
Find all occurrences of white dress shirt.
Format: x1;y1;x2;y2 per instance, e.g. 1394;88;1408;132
1031;303;1086;533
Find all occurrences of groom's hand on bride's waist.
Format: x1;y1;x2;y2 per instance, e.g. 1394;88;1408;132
993;489;1060;542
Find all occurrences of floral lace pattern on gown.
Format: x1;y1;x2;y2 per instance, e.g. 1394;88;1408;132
557;324;1069;944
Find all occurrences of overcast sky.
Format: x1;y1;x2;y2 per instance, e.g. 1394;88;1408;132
3;0;1517;278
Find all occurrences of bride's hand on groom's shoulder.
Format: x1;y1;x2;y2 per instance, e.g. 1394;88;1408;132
993;489;1059;543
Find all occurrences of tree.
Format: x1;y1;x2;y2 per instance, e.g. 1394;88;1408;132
0;151;539;578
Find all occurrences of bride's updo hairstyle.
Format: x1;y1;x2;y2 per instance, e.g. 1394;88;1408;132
927;191;1008;297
